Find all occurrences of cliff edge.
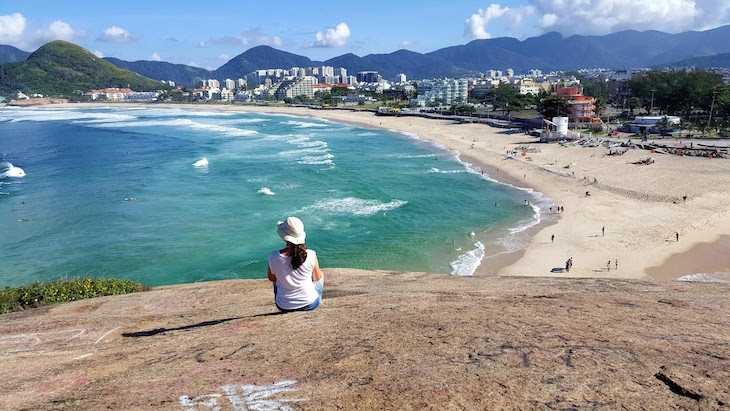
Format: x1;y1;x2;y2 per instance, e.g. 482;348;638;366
1;269;728;410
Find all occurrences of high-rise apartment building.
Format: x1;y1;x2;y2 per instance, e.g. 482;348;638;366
357;71;381;83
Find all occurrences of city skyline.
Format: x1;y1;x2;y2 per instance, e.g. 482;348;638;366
1;0;729;69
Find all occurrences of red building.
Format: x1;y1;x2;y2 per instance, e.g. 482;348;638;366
556;86;599;123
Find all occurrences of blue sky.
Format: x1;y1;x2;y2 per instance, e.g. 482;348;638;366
1;0;728;69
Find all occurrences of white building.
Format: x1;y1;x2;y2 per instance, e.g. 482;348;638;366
225;79;236;89
626;116;681;134
238;78;246;88
274;77;315;101
220;88;235;102
507;68;514;77
126;91;159;102
396;73;407;83
413;79;469;106
512;81;540;95
208;79;220;89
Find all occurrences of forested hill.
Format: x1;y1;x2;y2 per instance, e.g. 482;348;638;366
0;41;170;97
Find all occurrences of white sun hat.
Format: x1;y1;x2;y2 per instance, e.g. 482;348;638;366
277;217;306;245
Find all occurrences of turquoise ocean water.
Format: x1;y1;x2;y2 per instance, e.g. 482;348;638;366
0;106;549;287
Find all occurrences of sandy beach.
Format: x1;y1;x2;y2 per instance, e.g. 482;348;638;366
48;102;730;280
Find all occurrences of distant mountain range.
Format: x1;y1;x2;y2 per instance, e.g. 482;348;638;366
0;45;31;64
0;41;170;96
3;25;730;88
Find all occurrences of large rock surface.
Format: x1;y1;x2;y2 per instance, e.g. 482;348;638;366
1;270;728;410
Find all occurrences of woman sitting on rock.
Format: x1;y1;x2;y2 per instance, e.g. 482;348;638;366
268;217;324;312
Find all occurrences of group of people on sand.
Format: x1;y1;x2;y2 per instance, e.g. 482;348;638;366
549;206;564;213
565;257;573;272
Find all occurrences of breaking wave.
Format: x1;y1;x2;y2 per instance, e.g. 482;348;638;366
450;241;486;276
0;161;26;178
93;118;259;137
677;272;730;283
299;197;407;216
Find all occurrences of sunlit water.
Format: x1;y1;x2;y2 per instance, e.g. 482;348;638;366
0;106;549;287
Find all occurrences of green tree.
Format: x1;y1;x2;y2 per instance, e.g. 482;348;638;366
538;95;569;119
628;97;642;116
657;116;671;135
494;82;520;114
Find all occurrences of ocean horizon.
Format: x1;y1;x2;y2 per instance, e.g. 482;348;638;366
0;106;549;287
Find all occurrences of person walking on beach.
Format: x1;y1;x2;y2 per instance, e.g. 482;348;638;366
268;217;324;312
615;259;618;270
607;260;611;271
676;232;679;242
602;226;605;236
551;234;555;243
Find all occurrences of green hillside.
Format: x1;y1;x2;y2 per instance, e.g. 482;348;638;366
0;40;170;97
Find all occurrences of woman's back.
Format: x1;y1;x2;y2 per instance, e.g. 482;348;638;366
268;249;318;310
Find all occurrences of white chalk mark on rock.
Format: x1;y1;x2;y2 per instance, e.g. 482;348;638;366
74;353;93;360
95;326;121;344
182;380;308;411
179;394;222;411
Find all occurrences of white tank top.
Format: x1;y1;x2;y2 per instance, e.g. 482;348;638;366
268;249;318;310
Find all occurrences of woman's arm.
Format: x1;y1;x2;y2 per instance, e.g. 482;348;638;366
312;255;323;283
267;265;276;282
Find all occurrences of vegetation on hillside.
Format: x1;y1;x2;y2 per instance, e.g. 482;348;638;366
0;40;171;98
0;278;147;314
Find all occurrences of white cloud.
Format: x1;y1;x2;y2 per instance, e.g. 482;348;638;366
197;40;206;48
465;0;730;39
310;22;350;47
150;51;161;61
30;20;86;47
208;29;283;48
93;50;104;58
464;4;509;39
0;14;84;48
538;13;558;28
529;0;715;35
98;26;137;42
400;40;418;48
218;54;230;60
0;13;27;47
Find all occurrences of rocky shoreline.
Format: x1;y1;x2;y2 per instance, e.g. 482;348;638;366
1;270;728;410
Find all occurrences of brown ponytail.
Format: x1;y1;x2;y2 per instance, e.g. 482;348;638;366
289;243;308;270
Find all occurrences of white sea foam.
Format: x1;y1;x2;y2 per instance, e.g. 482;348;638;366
358;132;377;136
257;187;275;196
677;272;730;283
93;118;259;137
0;161;26;178
450;241;486;276
0;108;137;124
299;154;334;165
284;120;328;128
297;140;328;148
192;157;209;167
278;147;330;157
426;167;466;174
393;153;440;159
299;197;407;216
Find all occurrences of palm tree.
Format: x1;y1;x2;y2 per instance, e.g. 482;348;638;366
656;116;671;136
